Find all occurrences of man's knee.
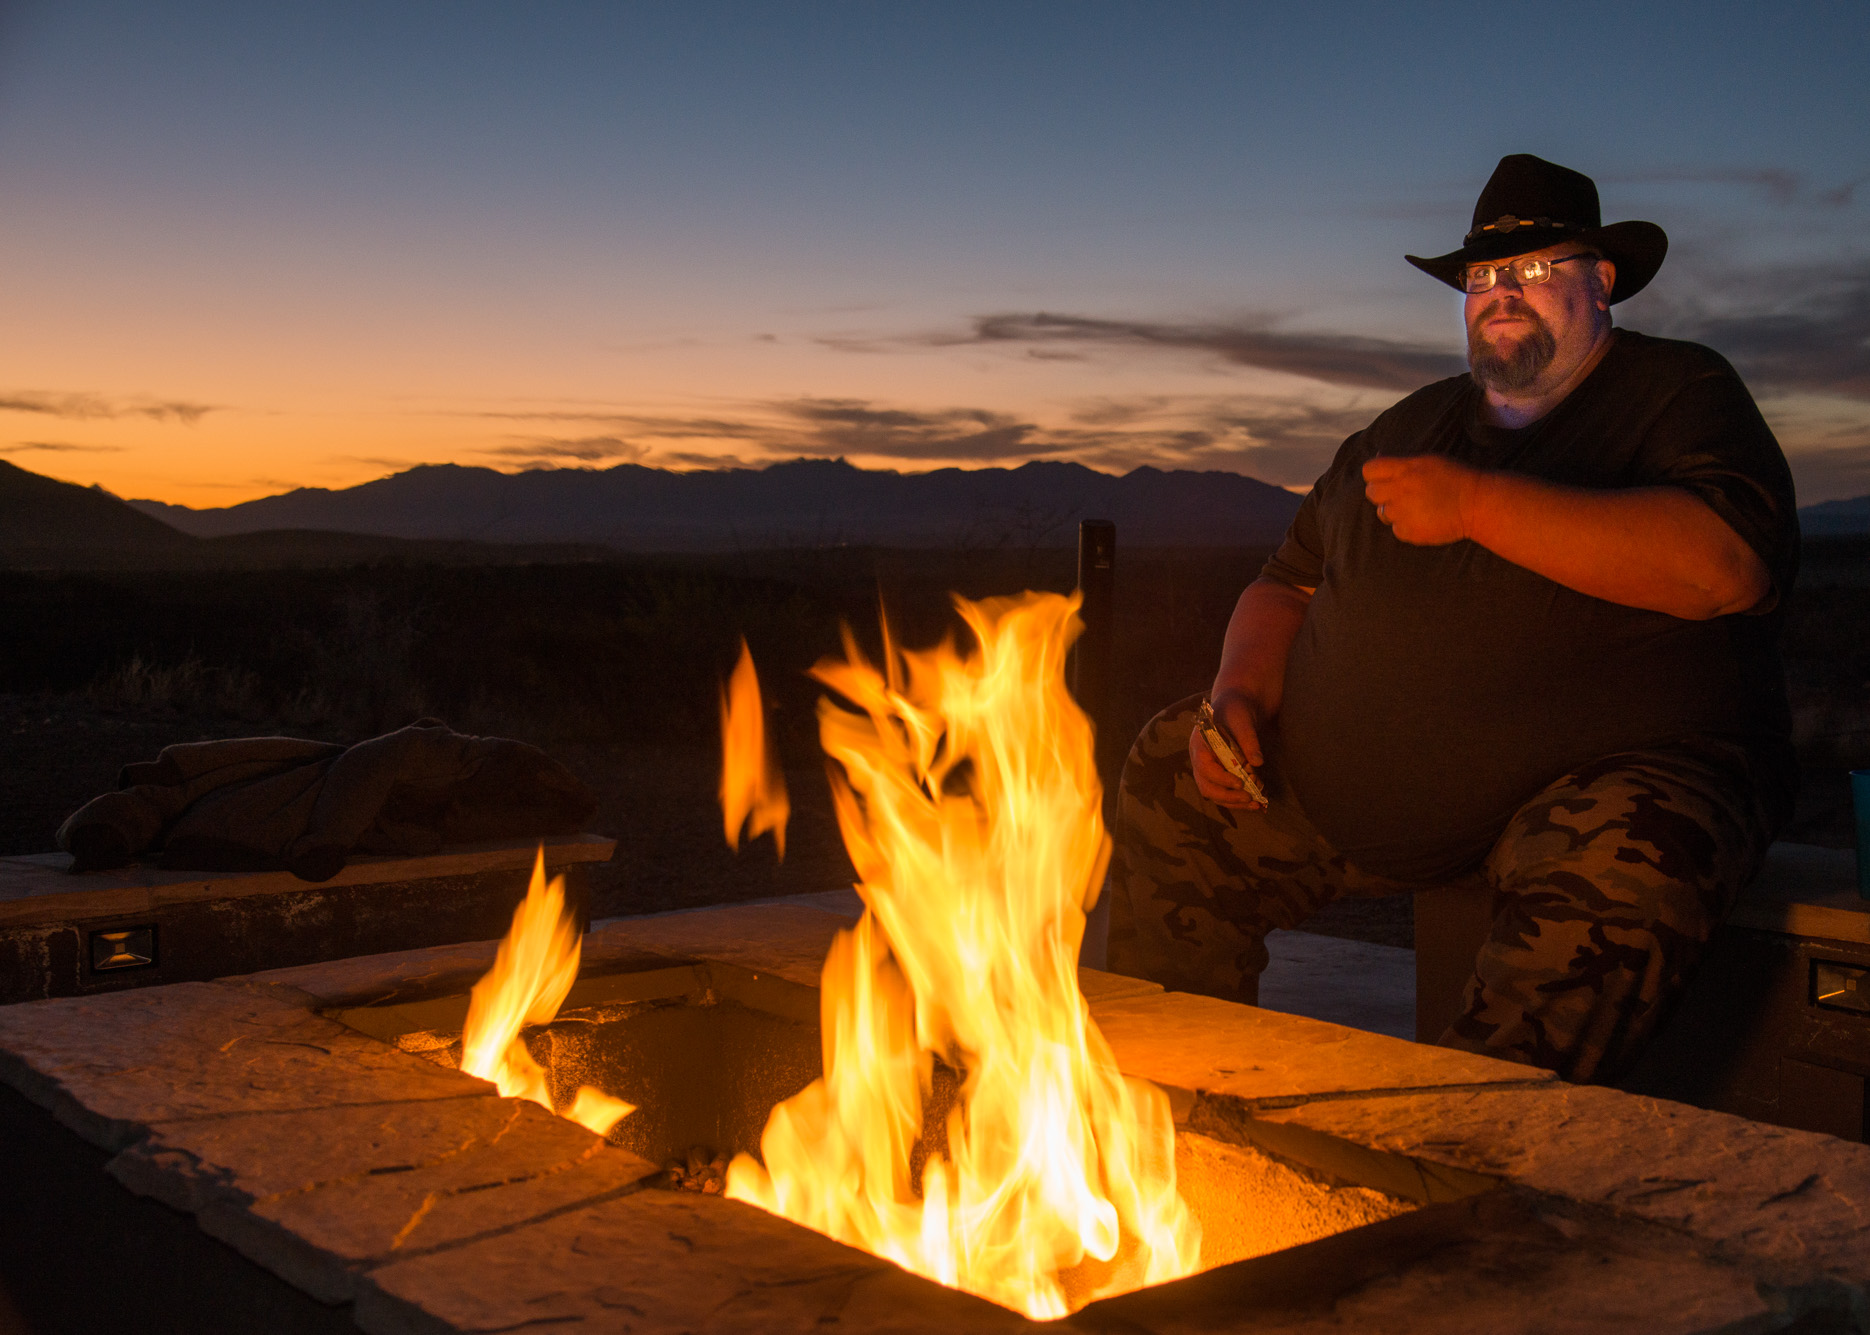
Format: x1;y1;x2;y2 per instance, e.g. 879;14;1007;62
1455;742;1774;1081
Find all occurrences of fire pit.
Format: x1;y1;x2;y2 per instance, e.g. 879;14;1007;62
2;895;1868;1333
328;951;1422;1296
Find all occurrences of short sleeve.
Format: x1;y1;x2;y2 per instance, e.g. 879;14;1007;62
1641;369;1799;604
1260;431;1367;589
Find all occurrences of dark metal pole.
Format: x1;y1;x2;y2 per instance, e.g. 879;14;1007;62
1073;519;1117;798
1074;519;1118;968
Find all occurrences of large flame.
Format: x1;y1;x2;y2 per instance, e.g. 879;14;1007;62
461;847;635;1136
720;636;790;859
727;592;1200;1319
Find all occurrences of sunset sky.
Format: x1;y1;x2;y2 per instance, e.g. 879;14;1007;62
1;1;1865;509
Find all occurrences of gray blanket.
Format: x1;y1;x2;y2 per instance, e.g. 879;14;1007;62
58;720;596;881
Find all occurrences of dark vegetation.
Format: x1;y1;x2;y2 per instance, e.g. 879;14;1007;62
4;539;1866;949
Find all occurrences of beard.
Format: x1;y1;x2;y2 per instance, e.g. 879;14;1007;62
1467;301;1558;392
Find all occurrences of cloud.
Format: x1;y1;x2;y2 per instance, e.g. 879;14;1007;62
0;440;125;454
773;398;1052;462
878;313;1466;392
482;434;648;463
1632;258;1870;399
0;390;217;424
1604;167;1869;211
765;391;1373;485
441;386;1384;485
1034;395;1379;484
456;407;771;442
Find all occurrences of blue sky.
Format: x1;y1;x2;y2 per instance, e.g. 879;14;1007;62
1;0;1865;505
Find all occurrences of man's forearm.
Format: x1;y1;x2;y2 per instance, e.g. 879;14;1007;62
1463;474;1770;619
1211;576;1313;718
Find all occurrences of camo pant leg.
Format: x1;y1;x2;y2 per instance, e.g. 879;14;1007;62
1107;694;1415;1002
1442;738;1774;1085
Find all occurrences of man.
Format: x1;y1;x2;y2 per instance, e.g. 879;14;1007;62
1107;154;1798;1084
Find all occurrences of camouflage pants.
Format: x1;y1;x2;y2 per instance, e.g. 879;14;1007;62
1107;694;1775;1084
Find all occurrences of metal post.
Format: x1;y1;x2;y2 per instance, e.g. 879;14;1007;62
1074;519;1117;969
1072;518;1117;788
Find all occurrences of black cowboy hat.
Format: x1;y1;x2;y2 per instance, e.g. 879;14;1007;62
1406;154;1668;304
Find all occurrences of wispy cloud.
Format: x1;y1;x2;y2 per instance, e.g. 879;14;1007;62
0;390;218;424
1604;167;1868;210
440;388;1380;486
1634;258;1870;399
774;399;1050;462
0;440;125;454
482;434;648;463
851;312;1466;392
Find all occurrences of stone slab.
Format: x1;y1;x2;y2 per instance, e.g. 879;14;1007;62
110;1098;656;1303
1245;1083;1870;1289
1080;1190;1795;1335
1731;841;1870;946
585;901;854;988
0;980;479;1151
0;833;616;929
1090;990;1552;1112
355;1187;1036;1335
355;1169;1796;1335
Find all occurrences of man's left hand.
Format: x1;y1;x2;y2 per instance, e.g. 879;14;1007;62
1361;454;1482;545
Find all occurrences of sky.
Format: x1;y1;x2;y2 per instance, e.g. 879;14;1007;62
0;0;1865;509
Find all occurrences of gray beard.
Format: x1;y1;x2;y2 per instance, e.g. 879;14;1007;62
1468;310;1558;393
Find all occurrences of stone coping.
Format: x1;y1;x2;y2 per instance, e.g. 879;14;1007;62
0;832;616;929
0;894;1865;1332
1733;842;1870;946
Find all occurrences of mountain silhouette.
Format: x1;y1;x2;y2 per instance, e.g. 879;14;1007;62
1797;493;1870;537
128;458;1308;549
0;459;196;562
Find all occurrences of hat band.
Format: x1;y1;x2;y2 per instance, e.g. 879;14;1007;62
1462;214;1576;245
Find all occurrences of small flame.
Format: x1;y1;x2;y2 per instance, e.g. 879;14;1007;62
727;593;1200;1319
460;846;634;1136
720;636;789;859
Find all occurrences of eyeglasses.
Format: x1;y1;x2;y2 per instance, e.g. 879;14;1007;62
1462;253;1597;295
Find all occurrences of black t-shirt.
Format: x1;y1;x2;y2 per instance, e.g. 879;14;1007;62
1261;330;1799;883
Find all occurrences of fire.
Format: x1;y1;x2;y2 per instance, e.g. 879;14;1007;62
460;847;635;1136
719;636;790;859
727;593;1200;1319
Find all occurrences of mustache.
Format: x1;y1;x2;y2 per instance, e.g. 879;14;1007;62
1467;296;1554;338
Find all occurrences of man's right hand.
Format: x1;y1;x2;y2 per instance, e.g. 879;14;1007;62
1189;691;1266;810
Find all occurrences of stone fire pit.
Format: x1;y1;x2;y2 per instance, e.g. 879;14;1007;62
1;891;1867;1333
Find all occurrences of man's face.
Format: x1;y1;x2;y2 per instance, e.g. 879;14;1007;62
1464;243;1614;395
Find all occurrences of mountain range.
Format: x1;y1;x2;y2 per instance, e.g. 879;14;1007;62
7;457;1870;571
126;459;1308;550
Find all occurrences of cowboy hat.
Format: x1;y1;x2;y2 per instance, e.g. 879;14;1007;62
1407;154;1668;304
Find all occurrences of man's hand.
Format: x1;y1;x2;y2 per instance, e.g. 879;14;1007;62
1361;455;1483;546
1189;692;1266;810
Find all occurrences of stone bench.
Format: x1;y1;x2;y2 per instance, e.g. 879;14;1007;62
1414;841;1870;1141
0;834;616;1006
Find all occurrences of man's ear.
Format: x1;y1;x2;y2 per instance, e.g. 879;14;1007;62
1594;258;1617;310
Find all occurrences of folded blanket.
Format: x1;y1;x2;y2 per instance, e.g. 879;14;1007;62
58;720;597;881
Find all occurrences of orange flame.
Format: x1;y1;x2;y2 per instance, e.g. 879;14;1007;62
727;593;1199;1319
461;847;634;1136
720;636;789;859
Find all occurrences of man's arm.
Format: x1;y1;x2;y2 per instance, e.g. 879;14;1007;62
1194;576;1314;810
1362;455;1770;620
